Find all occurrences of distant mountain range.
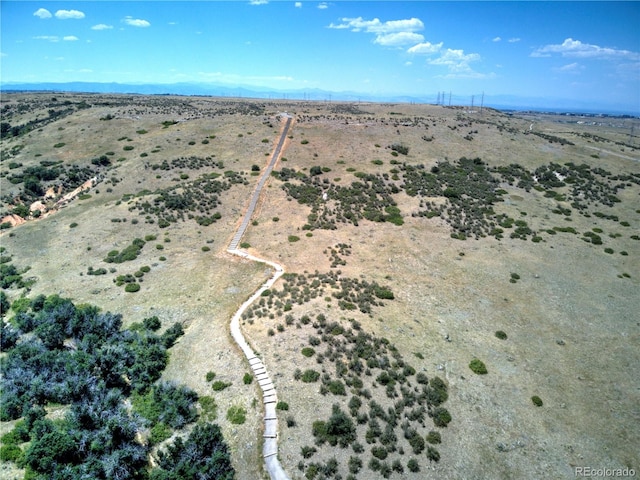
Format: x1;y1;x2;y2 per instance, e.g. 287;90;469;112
1;81;636;117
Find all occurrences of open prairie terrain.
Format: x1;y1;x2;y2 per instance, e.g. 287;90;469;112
1;93;639;479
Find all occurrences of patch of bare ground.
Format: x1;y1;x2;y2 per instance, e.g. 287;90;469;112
2;95;638;479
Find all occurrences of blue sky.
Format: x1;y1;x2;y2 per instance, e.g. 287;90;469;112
1;1;639;112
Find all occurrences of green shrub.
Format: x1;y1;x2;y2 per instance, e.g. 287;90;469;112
124;283;141;293
212;380;231;391
276;401;289;411
201;246;210;252
301;369;320;383
495;330;508;340
123;145;134;151
407;458;420;472
348;455;363;474
70;222;78;228
604;248;614;254
227;405;246;424
143;316;161;331
301;347;315;357
469;359;487;374
53;142;65;148
408;432;425;454
371;445;388;459
243;373;253;384
288;235;300;242
0;444;22;462
240;242;250;248
198;395;217;421
301;445;317;458
531;395;543;407
205;371;216;382
149;422;171;445
427;446;440;462
326;380;346;395
431;407;452;427
426;431;441;444
312;405;356;448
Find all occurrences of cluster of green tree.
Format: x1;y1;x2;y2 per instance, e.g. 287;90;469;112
277;169;403;230
243;270;395;320
287;310;450;478
0;295;235;479
130;171;246;227
527;131;574;145
149;156;224;172
0;248;34;293
104;238;146;263
326;243;351;268
1;160;98;210
0;108;74;140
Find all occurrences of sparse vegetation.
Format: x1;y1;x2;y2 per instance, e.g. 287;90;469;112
469;359;488;374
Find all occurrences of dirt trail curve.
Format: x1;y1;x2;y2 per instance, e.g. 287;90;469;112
227;115;293;480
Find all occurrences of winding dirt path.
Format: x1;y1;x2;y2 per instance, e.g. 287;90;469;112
227;115;292;480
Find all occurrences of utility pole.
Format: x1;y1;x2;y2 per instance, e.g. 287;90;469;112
480;91;484;115
448;91;452;106
437;92;441;105
471;95;475;111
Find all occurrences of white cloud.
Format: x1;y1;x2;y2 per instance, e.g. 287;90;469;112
374;32;424;47
508;38;520;43
249;0;268;4
63;36;79;41
532;38;639;60
1;52;7;58
55;9;85;20
123;16;151;28
317;2;329;9
492;36;501;42
91;24;113;30
33;8;52;19
329;17;424;35
407;41;443;55
34;35;60;42
295;2;302;7
555;62;585;74
328;16;424;49
429;48;481;73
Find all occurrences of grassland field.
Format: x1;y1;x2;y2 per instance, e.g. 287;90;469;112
1;93;638;479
